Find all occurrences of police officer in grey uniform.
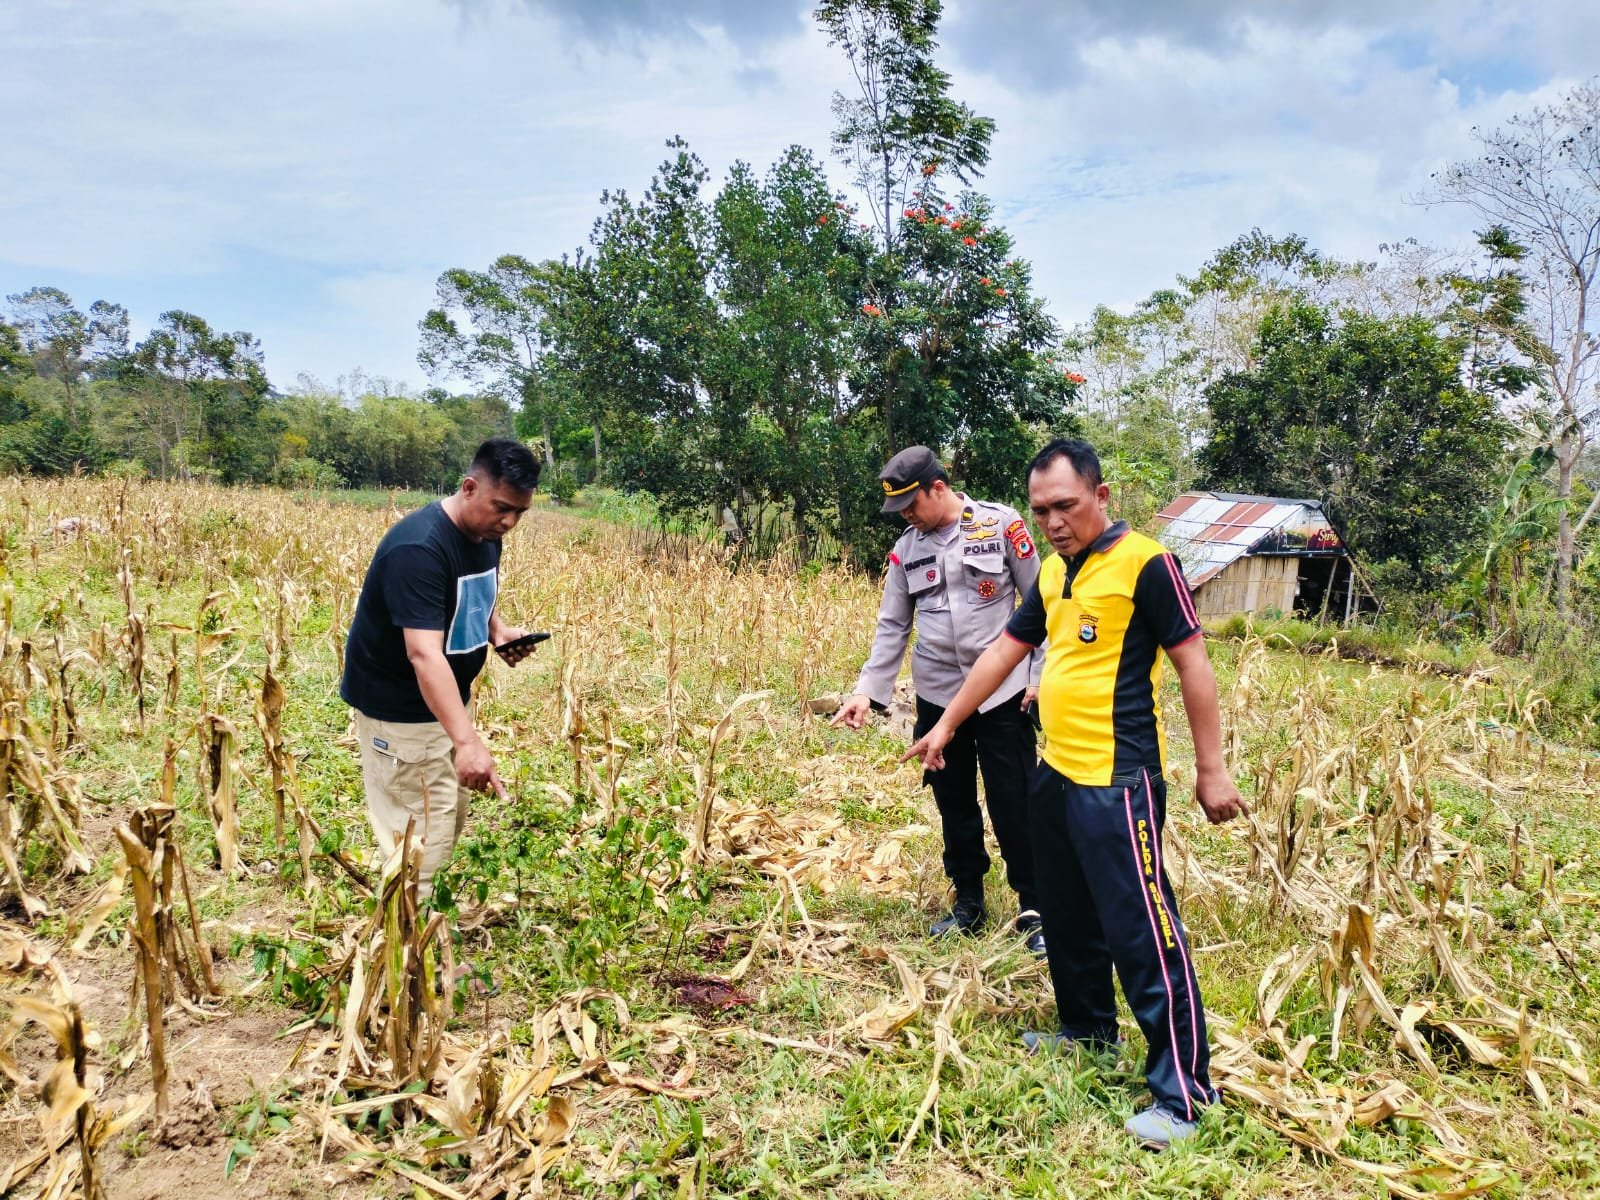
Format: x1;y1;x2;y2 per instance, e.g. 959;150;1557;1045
832;446;1045;950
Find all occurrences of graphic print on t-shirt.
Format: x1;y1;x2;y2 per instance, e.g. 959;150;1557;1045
447;568;497;654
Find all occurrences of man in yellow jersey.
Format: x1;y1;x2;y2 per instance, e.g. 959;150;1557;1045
903;438;1245;1150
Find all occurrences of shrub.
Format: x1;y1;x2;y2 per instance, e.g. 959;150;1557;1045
544;465;579;506
273;456;342;490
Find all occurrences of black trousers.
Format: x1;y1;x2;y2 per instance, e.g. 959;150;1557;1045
1028;761;1217;1118
913;691;1039;913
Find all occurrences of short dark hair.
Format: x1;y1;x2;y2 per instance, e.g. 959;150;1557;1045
1028;438;1102;488
470;437;541;491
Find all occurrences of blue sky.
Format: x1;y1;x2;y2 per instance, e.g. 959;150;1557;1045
3;0;1595;393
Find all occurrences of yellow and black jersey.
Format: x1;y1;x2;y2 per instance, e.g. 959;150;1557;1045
1003;521;1201;786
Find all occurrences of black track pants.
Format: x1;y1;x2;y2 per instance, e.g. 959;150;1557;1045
914;691;1039;913
1028;760;1217;1118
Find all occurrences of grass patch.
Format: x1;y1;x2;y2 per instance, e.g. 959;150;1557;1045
3;475;1598;1197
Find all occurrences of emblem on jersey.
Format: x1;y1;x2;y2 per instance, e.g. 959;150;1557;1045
961;505;974;523
982;517;998;527
1004;519;1025;540
1078;613;1099;643
964;527;997;541
927;569;937;582
976;578;998;600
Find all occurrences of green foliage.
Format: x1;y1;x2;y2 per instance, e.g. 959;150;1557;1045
271;455;342;490
417;255;583;471
450;2;1078;564
815;0;995;252
848;187;1076;521
432;788;706;988
1199;299;1512;573
544;463;579;505
1427;81;1600;614
0;287;516;490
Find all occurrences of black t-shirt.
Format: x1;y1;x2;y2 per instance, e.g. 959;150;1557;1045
340;502;502;722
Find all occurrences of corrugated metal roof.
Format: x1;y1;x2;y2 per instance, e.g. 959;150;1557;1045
1153;492;1346;586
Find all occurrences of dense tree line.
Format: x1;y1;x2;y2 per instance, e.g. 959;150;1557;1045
0;290;512;490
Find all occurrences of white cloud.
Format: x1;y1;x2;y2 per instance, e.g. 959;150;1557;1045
1;0;1590;389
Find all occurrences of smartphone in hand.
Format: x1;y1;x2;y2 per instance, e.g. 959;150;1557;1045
494;631;551;657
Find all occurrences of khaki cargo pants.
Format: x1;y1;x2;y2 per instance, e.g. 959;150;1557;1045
354;712;470;894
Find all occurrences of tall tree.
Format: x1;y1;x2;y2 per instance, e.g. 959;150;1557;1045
0;320;29;426
121;311;270;481
417;255;563;468
815;0;994;254
711;146;868;547
817;0;1072;550
5;287;128;428
550;138;722;508
1426;79;1600;612
1199;300;1512;573
850;187;1071;502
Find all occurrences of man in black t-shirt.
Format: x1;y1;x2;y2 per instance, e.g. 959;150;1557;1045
340;437;541;893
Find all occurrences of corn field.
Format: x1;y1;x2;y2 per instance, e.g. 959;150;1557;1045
1;477;1597;1199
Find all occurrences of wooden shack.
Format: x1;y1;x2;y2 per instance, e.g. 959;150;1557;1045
1153;492;1364;622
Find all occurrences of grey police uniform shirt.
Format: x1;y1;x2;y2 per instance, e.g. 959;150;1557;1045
854;495;1044;713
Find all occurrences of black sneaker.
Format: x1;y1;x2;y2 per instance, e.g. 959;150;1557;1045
930;894;987;937
1015;909;1046;957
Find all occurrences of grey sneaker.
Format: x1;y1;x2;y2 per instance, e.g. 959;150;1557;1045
1021;1029;1074;1055
1022;1029;1120;1056
1125;1105;1198;1149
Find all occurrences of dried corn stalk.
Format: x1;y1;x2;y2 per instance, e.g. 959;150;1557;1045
1;953;150;1200
115;804;222;1116
202;713;240;874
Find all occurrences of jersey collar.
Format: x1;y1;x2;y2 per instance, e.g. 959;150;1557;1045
1087;519;1129;555
1061;520;1129;598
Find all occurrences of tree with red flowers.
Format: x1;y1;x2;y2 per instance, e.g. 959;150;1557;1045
816;0;994;257
848;190;1074;502
818;0;1076;543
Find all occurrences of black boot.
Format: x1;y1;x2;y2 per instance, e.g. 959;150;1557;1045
930;884;987;937
1015;909;1046;957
